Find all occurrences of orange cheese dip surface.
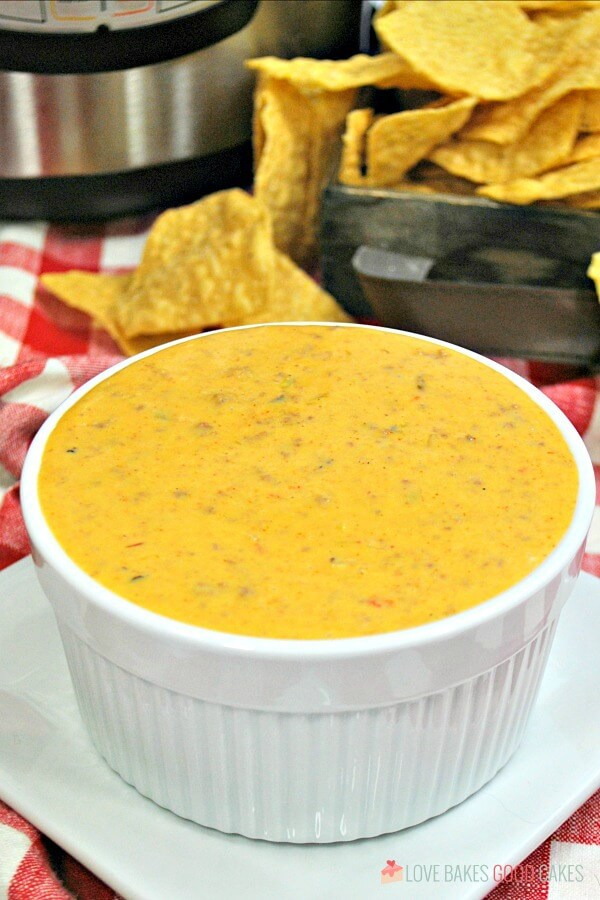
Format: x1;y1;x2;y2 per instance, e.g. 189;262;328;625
38;325;578;639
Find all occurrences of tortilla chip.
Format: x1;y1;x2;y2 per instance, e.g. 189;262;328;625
115;190;274;337
588;252;600;295
372;0;408;18
389;182;437;194
374;0;548;101
566;132;600;163
372;0;410;43
581;90;600;131
252;74;354;268
40;270;134;353
477;156;600;203
41;183;351;352
518;0;600;10
368;67;440;93
429;93;582;183
252;75;311;263
246;52;434;92
40;271;201;356
338;108;374;186
40;271;131;323
366;97;477;186
234;252;351;325
562;189;600;208
338;99;477;189
461;9;600;144
407;160;478;196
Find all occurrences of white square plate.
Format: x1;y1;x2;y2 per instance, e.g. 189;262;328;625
1;557;600;899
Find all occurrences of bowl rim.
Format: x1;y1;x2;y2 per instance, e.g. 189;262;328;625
20;321;596;661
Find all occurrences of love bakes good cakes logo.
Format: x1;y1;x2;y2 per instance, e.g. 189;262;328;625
379;861;588;887
381;861;403;884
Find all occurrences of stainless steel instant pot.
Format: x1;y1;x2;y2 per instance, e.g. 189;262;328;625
0;0;362;220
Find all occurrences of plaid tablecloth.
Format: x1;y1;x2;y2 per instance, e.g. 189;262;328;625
1;218;600;899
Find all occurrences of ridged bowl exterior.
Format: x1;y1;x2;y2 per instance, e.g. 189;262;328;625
57;615;557;842
20;324;596;844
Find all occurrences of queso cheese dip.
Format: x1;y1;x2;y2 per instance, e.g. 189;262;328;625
38;325;578;639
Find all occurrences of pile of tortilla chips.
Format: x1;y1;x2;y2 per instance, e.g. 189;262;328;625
40;1;600;345
41;189;350;356
247;0;600;267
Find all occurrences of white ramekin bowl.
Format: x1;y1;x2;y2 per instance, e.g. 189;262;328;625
20;324;595;843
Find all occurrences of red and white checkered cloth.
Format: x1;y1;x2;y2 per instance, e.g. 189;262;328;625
1;217;600;899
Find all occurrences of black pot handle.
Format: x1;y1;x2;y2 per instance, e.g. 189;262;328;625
0;0;260;75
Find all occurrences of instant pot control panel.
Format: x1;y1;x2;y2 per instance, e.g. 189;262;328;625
0;1;217;33
0;0;258;72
